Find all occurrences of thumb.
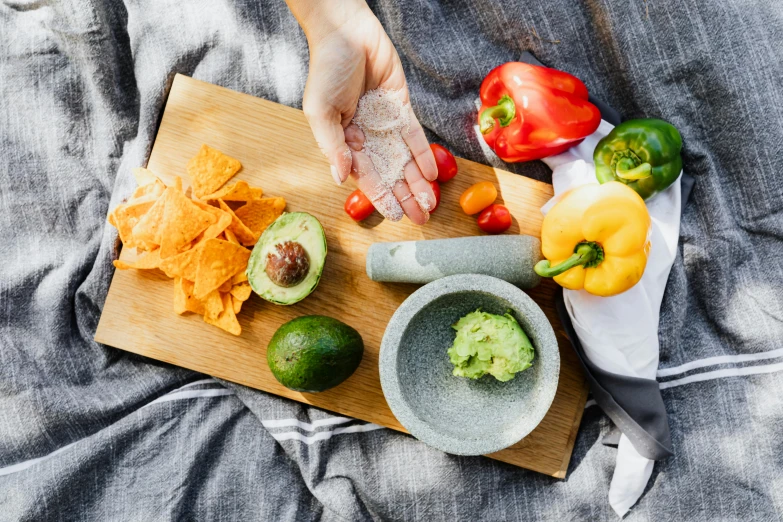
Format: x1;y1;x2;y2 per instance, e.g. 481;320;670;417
303;103;352;185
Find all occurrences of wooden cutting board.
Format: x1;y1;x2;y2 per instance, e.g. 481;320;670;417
95;74;587;478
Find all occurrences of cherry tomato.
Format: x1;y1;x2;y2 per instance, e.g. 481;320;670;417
477;204;512;234
459;181;497;215
430;143;458;182
344;189;375;221
428;180;441;213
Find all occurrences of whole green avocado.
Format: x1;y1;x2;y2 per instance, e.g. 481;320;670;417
267;315;364;393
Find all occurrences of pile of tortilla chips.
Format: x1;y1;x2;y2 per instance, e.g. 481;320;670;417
107;145;286;335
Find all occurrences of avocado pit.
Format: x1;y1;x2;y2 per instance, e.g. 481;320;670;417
265;241;310;287
247;212;327;305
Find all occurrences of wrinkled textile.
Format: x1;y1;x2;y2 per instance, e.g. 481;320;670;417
2;1;783;520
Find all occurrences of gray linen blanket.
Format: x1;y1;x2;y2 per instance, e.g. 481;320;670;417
2;0;782;520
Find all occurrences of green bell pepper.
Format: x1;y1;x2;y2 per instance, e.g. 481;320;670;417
593;118;683;200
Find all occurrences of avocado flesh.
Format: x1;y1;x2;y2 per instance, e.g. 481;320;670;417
447;310;535;382
247;212;327;305
267;315;364;393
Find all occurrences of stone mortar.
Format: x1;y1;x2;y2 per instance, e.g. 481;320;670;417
379;274;560;456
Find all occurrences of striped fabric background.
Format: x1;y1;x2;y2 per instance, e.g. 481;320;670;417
1;0;781;519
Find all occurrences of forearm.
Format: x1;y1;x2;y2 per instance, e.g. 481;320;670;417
285;0;370;45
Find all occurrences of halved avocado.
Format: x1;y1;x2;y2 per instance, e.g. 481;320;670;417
246;212;327;305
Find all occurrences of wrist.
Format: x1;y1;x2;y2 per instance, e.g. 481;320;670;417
287;0;371;46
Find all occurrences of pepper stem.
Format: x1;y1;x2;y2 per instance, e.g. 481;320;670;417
534;242;605;278
616;159;652;180
611;151;652;181
479;95;516;134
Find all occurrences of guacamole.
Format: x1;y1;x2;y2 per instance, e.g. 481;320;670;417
447;310;535;382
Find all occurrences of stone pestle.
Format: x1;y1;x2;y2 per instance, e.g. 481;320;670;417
366;235;543;289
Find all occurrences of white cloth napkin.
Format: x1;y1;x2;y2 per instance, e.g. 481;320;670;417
541;120;682;517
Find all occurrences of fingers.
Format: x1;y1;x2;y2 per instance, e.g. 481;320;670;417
403;106;438;181
403;159;436;213
349;149;404;222
392;180;429;225
344;123;365;151
303;103;353;185
348;123;430;223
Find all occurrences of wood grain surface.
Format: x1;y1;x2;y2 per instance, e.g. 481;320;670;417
95;74;587;478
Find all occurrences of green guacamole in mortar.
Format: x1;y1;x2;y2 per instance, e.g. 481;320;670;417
447;310;535;382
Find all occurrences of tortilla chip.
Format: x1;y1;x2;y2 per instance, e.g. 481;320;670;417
231;271;248;285
117;248;161;271
173;277;189;314
171;176;183;191
131;195;166;249
133;167;160;187
182;279;206;315
217;199;258;246
192;199;232;241
137;249;162;268
192;238;251;299
110;199;156;246
201;180;258;202
130;179;165;202
218;279;232;293
223;227;240;245
233;197;286;237
158;243;203;280
113;260;135;270
158;188;216;259
202;290;224;320
251;187;264;200
187;144;242;198
174;278;207;315
204;292;241;336
232;295;243;315
230;281;252;302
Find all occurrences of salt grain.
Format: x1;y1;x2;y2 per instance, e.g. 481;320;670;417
353;88;411;190
372;191;404;222
415;192;432;212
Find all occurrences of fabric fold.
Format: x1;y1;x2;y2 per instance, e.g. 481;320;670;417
540;118;682;517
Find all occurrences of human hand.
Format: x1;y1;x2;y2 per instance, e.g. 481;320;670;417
288;0;437;224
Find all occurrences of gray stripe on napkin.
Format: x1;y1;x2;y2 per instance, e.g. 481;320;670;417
556;292;674;460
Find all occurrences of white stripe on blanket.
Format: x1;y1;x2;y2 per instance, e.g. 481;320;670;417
658;361;783;389
269;423;386;444
176;378;220;389
657;348;783;377
261;417;354;431
143;389;235;407
5;359;783;477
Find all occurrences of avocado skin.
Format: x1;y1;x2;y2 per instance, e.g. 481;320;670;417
267;316;364;393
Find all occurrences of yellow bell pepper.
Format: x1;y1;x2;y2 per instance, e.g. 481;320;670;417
534;181;651;297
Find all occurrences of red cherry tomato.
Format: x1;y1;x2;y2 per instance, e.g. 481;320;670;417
428;180;441;213
344;189;375;221
430;143;458;182
477;204;512;234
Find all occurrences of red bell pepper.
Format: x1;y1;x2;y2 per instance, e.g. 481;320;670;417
478;62;601;163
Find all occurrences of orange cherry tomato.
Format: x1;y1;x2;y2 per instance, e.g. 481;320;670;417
429;180;441;213
430;143;458;182
344;189;375;221
459;181;497;215
477;204;512;234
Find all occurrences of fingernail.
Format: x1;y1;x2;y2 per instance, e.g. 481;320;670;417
330;165;342;186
